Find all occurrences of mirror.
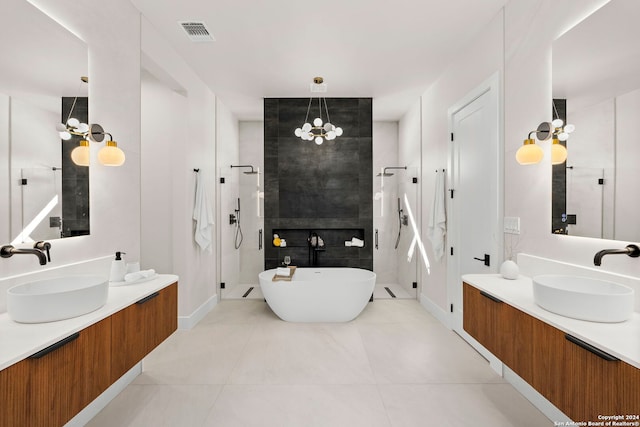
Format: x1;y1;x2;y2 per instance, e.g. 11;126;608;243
0;0;89;243
552;0;640;241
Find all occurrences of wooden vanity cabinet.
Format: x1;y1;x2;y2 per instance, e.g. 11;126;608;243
0;317;111;427
463;281;640;423
463;283;504;356
0;281;178;427
463;282;534;380
110;282;178;382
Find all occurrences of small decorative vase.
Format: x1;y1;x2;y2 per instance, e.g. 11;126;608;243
500;259;519;280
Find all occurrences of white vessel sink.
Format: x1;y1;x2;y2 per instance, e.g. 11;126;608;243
7;275;109;323
532;275;635;323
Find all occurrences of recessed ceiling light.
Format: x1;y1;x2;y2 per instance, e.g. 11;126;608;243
178;21;215;42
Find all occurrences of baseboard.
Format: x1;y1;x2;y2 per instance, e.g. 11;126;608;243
178;293;218;330
503;366;571;424
418;294;451;328
65;363;142;426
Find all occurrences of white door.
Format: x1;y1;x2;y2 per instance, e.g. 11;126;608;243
448;75;502;333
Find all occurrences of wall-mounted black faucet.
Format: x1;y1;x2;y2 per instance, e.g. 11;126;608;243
593;244;640;266
1;241;51;265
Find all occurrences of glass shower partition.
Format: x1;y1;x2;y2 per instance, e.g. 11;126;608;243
373;165;419;299
218;165;264;299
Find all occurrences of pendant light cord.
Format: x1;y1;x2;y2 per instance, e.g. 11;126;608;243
323;98;331;124
65;78;86;125
304;97;313;124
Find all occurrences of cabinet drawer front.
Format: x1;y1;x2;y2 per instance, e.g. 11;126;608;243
0;318;111;427
111;282;177;382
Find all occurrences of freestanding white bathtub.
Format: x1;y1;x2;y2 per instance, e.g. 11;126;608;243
258;267;376;322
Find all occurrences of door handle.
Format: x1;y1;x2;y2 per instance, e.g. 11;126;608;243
258;229;263;250
473;254;490;266
375;229;379;250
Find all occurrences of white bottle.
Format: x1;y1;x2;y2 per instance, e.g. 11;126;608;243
109;251;127;282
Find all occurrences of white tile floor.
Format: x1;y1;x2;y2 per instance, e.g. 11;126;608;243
87;300;553;427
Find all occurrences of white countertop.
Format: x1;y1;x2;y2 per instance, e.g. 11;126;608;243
0;274;178;371
462;274;640;369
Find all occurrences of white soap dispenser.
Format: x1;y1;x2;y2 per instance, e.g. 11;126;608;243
109;251;127;282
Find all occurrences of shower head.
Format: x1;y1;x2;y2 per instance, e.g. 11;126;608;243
231;165;258;174
376;166;407;177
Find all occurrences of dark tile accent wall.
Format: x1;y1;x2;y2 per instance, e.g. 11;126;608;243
61;97;90;237
264;98;373;270
551;99;567;234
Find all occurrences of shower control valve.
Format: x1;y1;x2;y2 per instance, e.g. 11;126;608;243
229;213;237;225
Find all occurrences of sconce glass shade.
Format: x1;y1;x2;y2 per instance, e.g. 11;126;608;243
551;139;568;165
516;138;544;165
98;140;125;166
70;140;90;166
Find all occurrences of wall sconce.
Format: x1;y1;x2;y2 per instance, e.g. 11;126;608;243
88;124;126;167
66;123;126;167
516;121;573;165
515;130;544;165
70;139;90;166
58;77;125;167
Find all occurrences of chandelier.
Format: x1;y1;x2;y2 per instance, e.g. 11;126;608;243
294;77;343;145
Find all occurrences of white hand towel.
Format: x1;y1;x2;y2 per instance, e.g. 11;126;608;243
350;237;365;248
427;171;447;261
140;268;156;278
193;173;214;253
124;269;156;283
276;267;291;277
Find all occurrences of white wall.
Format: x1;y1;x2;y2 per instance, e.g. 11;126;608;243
373;121;399;284
418;9;504;311
414;0;640;314
0;0;141;310
140;71;185;273
238;121;264;285
140;17;218;318
0;2;224;323
502;0;640;280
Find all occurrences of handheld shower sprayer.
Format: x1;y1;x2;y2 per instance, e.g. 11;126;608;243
395;198;403;249
233;197;243;249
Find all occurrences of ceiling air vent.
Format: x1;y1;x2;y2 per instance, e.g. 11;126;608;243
179;21;214;42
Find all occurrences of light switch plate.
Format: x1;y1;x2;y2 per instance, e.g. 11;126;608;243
504;216;520;234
